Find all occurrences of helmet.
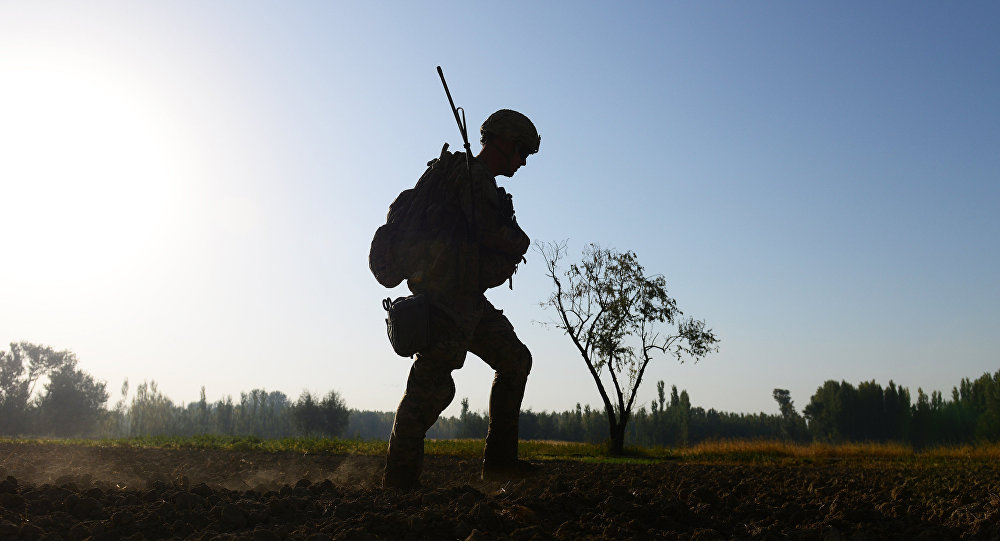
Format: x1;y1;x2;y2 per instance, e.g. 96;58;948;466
480;109;540;155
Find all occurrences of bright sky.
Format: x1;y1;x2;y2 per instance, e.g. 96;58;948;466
1;2;997;419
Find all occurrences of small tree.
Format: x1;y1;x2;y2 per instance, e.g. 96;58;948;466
457;397;487;439
36;358;109;437
0;342;88;435
539;242;719;454
772;388;808;442
128;380;177;436
290;390;349;437
317;390;349;437
0;345;32;434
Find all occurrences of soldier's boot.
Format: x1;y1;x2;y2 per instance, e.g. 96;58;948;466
383;362;456;490
383;434;423;489
482;370;538;481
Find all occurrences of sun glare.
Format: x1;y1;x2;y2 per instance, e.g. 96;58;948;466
0;58;175;286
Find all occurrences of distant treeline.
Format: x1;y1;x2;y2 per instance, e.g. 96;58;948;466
0;342;348;439
2;342;998;447
802;375;1000;448
405;370;1000;449
348;385;806;447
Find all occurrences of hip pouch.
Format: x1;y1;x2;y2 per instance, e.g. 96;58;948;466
382;294;430;357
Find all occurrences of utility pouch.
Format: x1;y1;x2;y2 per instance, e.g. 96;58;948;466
382;294;430;358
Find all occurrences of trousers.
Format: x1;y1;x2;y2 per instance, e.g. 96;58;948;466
383;297;532;487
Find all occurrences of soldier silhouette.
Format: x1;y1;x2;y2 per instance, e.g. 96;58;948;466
381;110;540;489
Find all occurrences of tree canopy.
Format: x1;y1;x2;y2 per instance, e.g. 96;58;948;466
0;342;108;436
538;241;719;454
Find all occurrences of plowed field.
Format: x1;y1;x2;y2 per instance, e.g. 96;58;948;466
0;441;998;540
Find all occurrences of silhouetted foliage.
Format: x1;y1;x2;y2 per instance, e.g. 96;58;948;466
772;388;810;442
0;343;35;434
105;381;315;439
340;384;794;447
289;390;349;438
458;397;488;438
347;410;395;440
538;242;719;454
6;342;1000;448
0;342;108;436
35;358;109;437
125;380;177;436
802;372;1000;447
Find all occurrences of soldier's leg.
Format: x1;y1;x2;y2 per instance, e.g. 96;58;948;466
468;302;532;469
383;305;470;489
383;359;455;489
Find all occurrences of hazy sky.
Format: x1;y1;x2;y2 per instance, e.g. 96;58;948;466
1;2;997;420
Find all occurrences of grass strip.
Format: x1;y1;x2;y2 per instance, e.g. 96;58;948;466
2;437;998;464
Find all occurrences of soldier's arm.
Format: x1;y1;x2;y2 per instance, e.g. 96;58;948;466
469;175;529;257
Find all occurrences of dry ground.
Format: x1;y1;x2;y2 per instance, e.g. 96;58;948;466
1;441;998;540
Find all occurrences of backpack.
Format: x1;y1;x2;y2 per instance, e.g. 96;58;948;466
369;144;463;288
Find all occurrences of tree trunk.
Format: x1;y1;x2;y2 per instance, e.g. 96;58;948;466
609;420;626;455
